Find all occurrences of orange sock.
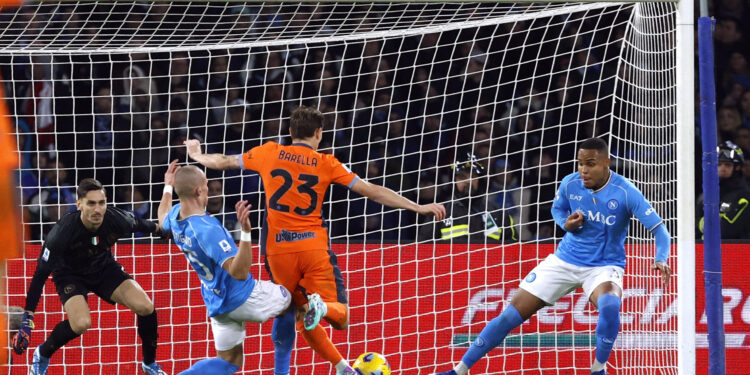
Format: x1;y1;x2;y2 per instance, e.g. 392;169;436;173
325;302;348;326
297;319;343;365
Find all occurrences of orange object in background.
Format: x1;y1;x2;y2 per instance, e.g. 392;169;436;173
0;0;23;358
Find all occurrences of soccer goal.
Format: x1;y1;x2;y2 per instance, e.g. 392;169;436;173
1;1;693;374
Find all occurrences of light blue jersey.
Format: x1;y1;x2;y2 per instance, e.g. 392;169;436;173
551;171;665;269
163;204;255;317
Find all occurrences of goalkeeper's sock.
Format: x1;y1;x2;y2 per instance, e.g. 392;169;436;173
272;308;296;375
137;310;159;365
297;320;343;365
461;305;524;370
178;357;239;375
324;302;347;327
39;320;80;358
595;294;621;365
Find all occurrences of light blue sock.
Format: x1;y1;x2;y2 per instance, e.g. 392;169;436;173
595;294;622;364
461;305;524;369
178;357;240;375
272;308;296;375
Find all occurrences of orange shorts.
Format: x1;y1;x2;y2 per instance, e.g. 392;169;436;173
265;249;347;307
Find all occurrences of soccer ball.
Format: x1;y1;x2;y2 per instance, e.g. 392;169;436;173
352;352;391;375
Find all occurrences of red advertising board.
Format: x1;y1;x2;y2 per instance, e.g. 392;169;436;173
4;243;748;374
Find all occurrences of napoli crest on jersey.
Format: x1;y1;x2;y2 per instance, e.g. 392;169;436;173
607;199;619;211
525;272;536;283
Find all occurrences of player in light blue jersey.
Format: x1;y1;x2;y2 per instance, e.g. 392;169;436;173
157;161;291;375
434;138;672;375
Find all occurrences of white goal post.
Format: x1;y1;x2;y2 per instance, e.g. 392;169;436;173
0;1;693;374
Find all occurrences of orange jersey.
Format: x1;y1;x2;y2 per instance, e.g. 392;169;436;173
240;142;358;255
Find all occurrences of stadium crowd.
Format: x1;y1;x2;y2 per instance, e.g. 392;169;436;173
1;1;749;242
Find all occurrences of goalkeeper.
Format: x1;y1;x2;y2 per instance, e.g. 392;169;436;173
157;161;291;375
12;178;166;375
433;138;672;375
185;105;446;375
418;154;517;242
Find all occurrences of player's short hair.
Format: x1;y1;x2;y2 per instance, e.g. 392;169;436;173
290;106;323;139
77;178;104;199
174;165;205;198
579;137;609;156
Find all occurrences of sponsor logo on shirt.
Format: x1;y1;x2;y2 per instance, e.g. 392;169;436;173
587;210;617;225
42;247;50;262
275;229;316;243
645;208;654;216
569;194;583;201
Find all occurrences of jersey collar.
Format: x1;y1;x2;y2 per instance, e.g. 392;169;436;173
292;142;314;149
592;170;612;193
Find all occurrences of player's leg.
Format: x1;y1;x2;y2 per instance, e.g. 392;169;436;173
178;315;247;374
294;250;353;374
301;249;349;330
434;254;580;375
224;277;294;375
444;289;546;375
33;277;90;372
266;253;305;374
272;306;296;375
106;270;162;374
584;266;624;375
30;293;88;375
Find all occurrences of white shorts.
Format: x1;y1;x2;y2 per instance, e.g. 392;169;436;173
518;253;624;305
210;280;292;351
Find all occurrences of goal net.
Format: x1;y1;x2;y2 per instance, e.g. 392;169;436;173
1;1;683;374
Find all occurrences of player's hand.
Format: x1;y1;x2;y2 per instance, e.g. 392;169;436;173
417;203;446;221
164;159;180;186
235;200;253;233
564;211;584;232
184;139;203;160
11;312;34;355
153;225;172;240
651;261;672;285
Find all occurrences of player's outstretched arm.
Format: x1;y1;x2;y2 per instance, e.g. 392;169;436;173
184;139;241;170
350;179;446;220
650;223;672;285
157;159;180;229
222;200;253;281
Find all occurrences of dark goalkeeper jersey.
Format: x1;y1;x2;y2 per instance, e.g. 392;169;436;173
24;206;156;312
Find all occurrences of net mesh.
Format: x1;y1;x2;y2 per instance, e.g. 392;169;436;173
1;2;679;374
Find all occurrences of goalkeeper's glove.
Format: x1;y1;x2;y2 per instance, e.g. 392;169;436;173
11;312;34;354
153;224;171;240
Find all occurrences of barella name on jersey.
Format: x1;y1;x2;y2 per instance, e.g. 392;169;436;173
278;150;318;167
275;229;316;243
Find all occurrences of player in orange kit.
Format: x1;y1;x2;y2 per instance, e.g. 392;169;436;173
185;105;445;374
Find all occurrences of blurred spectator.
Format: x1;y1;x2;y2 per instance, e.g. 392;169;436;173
697;141;750;239
117;185;150;237
718;106;743;142
205;180;240;239
714;17;745;69
25;158;76;240
740;89;750;127
418;154;517;242
523;152;557;240
736;127;750;153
